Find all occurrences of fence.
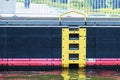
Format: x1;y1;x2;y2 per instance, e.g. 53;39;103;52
0;0;120;17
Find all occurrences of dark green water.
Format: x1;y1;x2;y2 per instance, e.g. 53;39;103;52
0;69;120;80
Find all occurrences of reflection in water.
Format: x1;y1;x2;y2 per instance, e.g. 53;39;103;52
61;69;86;80
0;69;120;80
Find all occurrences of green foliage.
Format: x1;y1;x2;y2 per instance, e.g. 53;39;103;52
47;1;67;9
99;8;120;15
16;0;24;2
70;0;91;10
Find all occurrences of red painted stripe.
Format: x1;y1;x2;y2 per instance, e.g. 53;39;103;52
0;58;120;66
96;58;120;61
0;58;61;66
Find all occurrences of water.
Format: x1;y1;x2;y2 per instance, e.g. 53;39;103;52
0;69;120;80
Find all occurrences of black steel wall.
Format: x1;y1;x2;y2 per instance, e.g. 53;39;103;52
87;27;120;58
0;27;62;58
0;27;120;58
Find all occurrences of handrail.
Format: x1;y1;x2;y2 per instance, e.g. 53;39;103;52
59;11;87;25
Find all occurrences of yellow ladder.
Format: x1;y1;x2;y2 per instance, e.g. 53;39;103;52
62;27;86;68
60;11;87;68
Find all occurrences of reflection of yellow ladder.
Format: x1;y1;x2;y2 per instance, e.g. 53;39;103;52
62;28;86;68
61;69;86;80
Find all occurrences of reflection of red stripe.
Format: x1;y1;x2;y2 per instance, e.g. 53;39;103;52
0;71;61;78
0;58;120;66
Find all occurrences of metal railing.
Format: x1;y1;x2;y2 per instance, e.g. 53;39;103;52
0;0;120;17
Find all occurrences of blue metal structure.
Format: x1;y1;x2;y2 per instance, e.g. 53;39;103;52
87;0;106;9
112;0;120;9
